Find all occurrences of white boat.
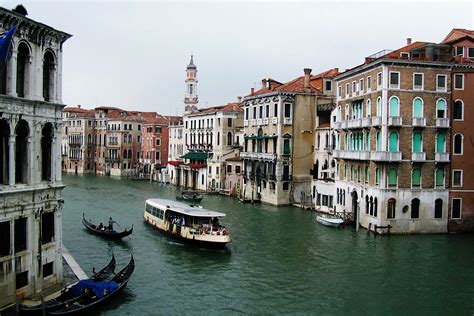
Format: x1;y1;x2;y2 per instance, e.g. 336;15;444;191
143;198;231;250
316;214;344;228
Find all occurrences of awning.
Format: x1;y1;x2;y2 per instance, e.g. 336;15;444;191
180;152;209;160
168;160;182;167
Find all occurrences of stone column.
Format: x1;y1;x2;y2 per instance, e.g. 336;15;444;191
8;135;15;185
6;48;18;97
55;128;62;182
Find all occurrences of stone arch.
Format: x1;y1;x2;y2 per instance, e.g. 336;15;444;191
16;41;31;98
41;123;54;181
43;50;57;102
0;119;10;184
15;119;29;183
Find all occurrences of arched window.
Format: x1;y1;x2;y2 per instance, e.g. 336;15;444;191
351;165;354;180
376;132;381;151
87;134;92;145
366;99;371;117
388;131;399;152
435;168;445;188
345;104;349;120
365;195;369;214
436;99;447;118
412;168;421;188
0;119;10;184
374;197;378;217
387;198;396;219
43;51;56;102
389;96;400;116
453;100;464;120
357;166;361;182
16;42;31;98
434;199;443;219
337;106;342;121
15;120;29;184
227;132;233;146
366;131;370;151
411;198;420;218
370;196;374;215
412;131;422;153
436;133;446;153
388;168;397;187
375;168;380;185
453;134;463;155
413;97;423;118
217;132;220;146
365;166;369;184
41;123;54;181
376;97;382;116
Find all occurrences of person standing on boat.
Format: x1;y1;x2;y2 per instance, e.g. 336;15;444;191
108;217;116;231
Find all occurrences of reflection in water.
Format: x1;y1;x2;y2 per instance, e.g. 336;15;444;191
62;174;474;315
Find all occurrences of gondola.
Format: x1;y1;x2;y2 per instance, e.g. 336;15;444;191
49;254;135;315
20;254;116;315
82;213;133;239
176;190;203;203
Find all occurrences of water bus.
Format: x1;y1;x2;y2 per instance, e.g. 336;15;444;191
143;198;231;250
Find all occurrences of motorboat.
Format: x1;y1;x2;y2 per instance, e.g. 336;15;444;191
316;214;344;228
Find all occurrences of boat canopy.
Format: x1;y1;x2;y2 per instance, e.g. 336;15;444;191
146;198;226;218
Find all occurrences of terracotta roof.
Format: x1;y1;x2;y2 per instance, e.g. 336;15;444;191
441;28;474;44
226;156;242;162
384;41;428;59
94;106;123;111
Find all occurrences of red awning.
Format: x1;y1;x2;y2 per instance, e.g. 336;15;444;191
168;160;182;167
188;163;207;169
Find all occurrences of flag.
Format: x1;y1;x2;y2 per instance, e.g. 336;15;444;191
0;24;17;69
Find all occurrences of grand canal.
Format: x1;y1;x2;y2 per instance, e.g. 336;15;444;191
62;174;474;315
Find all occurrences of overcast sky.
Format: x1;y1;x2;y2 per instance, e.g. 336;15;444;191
3;1;472;115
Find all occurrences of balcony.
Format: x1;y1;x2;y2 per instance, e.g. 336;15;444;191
333;150;341;158
263;118;269;125
436;118;450;128
244;120;249;127
240;152;277;161
371;116;382;126
272;117;278;124
388;116;402;126
283;117;292;125
341;121;348;129
361;118;371;127
412;117;426;127
435;152;449;162
69;143;81;148
336;150;370;160
333;121;342;130
411;152;426;161
370;151;402;161
105;157;121;163
251;119;256;126
257;118;263;125
347;119;362;129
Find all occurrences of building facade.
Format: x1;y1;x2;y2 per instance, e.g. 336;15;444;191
0;7;71;310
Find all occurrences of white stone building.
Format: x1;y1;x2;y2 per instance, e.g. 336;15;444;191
0;6;71;310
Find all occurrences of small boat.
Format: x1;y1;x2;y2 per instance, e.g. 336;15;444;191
144;198;231;250
20;254;116;315
49;254;135;315
176;190;203;203
82;214;133;239
316;214;344;228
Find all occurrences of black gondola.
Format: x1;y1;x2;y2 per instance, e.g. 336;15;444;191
20;254;116;315
82;213;133;239
49;254;135;315
176;190;203;203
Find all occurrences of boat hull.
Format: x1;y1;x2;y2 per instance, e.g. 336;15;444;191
144;215;230;250
316;216;344;228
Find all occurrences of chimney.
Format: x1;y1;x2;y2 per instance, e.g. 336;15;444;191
262;79;267;89
237;96;242;102
406;38;412;45
77;104;81;108
250;87;255;95
303;68;312;91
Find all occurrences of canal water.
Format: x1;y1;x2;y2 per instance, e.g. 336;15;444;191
62;174;474;315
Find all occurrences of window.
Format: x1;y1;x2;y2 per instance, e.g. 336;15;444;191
366;99;371;118
453;134;463;155
434;199;443;219
365;166;369;184
436;133;446;153
377;72;382;89
436;75;447;92
156;139;161;146
469;47;474;58
388;168;397;187
388;131;398;152
43;262;54;278
411;198;420;219
413;98;423;118
253;107;256;119
412;168;421;188
389;72;400;89
274;104;278;117
412;131;422;153
41;212;55;244
359;79;364;92
16;271;28;289
375;168;380;185
436;99;447;119
137;135;141;143
387;198;396;219
352;81;357;93
452;198;462;219
284;104;291;118
376;97;382;117
201;174;204;185
455;46;464;56
259;105;263;118
41;123;54;181
245;108;249;120
454;74;464;90
0;221;10;257
452;170;463;187
325;80;332;91
15;217;27;253
283;139;291;155
265;105;269;118
283;182;289;191
453;100;464;120
337;85;342;97
413;73;423;90
435;168;445;188
235;165;241;174
367;76;371;91
389;96;400;116
345;83;349;97
226;165;232;173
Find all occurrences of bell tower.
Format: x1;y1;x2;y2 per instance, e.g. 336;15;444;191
184;55;198;114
